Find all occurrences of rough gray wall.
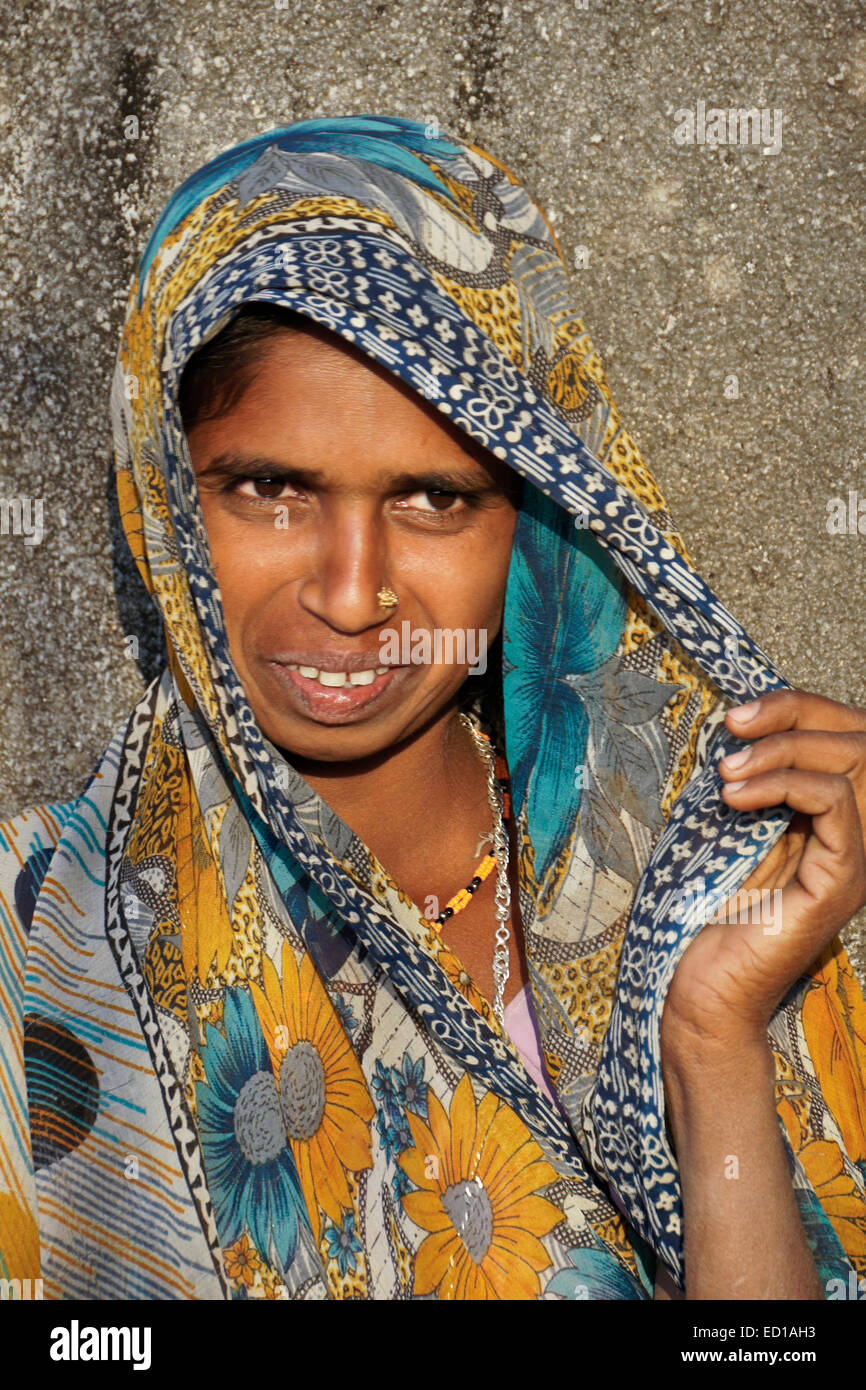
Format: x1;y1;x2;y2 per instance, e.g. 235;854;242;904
1;0;865;976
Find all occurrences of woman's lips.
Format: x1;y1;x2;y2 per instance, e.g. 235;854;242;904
265;661;413;723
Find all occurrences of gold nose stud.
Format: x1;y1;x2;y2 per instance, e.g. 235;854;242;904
377;587;399;610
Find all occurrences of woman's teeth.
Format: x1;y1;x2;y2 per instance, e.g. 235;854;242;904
290;665;389;688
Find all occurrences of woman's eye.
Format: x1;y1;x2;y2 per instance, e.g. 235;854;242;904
227;479;476;516
401;489;466;514
235;477;295;501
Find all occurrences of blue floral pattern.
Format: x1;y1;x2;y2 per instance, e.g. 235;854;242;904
323;1211;363;1277
372;1051;428;1198
195;988;308;1270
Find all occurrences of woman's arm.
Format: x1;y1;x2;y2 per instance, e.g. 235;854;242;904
651;690;866;1299
659;1025;822;1300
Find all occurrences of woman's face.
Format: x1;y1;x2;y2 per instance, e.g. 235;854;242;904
187;327;520;764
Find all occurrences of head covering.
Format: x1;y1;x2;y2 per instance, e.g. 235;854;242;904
2;115;865;1300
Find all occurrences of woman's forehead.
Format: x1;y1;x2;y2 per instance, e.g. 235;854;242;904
185;324;523;495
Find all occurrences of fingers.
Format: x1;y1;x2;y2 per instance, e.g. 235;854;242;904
718;728;866;782
716;769;866;988
721;767;866;919
725;688;866;737
718;728;866;857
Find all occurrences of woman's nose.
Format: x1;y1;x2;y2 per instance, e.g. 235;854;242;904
296;509;393;633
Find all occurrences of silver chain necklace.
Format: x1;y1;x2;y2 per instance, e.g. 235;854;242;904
459;712;512;1030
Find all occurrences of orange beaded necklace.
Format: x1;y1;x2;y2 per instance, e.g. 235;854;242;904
431;743;511;931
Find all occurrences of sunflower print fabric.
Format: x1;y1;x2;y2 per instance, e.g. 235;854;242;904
1;116;865;1300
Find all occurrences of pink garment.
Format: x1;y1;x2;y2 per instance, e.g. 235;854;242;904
504;981;563;1111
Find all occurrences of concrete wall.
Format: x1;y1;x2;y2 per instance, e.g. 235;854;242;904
1;0;865;975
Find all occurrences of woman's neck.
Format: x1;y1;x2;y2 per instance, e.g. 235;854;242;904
283;704;489;870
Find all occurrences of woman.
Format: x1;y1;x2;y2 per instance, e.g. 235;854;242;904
1;115;865;1301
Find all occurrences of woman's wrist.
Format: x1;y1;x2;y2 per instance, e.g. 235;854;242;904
659;1024;822;1299
661;1019;775;1142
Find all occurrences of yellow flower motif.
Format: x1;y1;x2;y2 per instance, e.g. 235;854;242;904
798;1139;866;1264
223;1232;262;1288
0;1192;40;1281
398;1073;561;1299
176;766;234;988
435;946;489;1018
802;946;866;1165
250;942;374;1244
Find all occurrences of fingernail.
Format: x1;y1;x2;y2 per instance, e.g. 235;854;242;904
730;699;760;722
722;747;750;770
724;780;748;792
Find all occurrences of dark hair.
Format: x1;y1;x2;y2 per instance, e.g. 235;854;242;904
179;302;510;750
459;630;506;753
179;302;314;431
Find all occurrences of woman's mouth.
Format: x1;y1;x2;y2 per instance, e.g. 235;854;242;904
265;660;414;724
291;662;389;688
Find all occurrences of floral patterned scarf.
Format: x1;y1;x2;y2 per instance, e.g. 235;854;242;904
1;116;865;1300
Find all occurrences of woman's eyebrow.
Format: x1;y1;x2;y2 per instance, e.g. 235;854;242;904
193;452;326;483
193;450;503;493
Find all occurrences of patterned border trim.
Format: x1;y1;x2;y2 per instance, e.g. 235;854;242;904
103;673;230;1297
